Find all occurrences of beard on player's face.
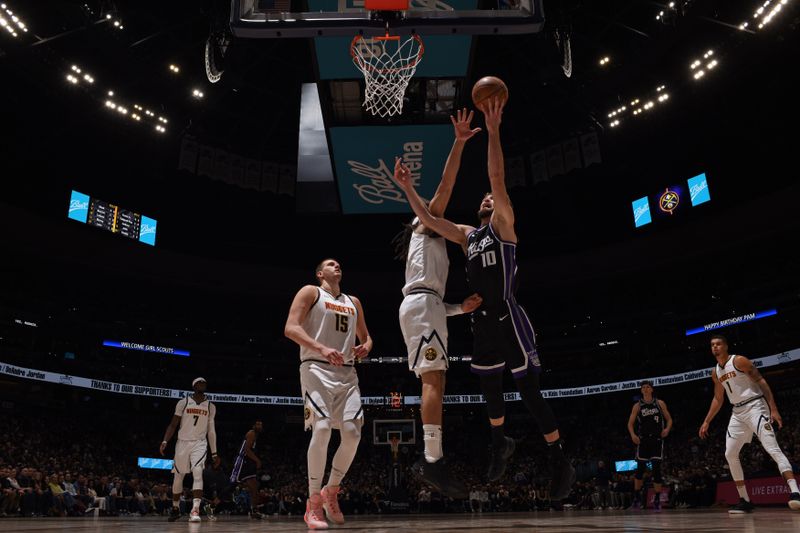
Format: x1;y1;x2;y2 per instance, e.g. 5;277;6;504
478;207;493;219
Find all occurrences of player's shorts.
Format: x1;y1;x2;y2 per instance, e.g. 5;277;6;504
230;457;257;483
727;395;772;446
470;299;541;378
300;360;363;431
399;290;449;377
173;439;207;474
636;436;664;461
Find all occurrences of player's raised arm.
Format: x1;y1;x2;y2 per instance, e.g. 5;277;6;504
428;108;481;218
393;158;473;249
699;372;725;439
350;296;373;360
285;285;345;366
481;98;516;242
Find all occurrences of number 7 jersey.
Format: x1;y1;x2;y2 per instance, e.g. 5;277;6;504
175;396;215;441
300;287;359;365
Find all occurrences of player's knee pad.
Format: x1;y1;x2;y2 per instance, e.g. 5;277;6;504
340;419;362;446
172;473;185;495
514;373;557;435
634;460;647;480
479;372;506;420
651;461;663;484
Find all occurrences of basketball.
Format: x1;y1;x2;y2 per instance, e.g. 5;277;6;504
471;76;508;110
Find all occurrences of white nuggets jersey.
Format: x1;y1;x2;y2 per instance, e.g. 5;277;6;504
402;223;449;297
716;355;763;406
300;287;358;365
175;396;215;441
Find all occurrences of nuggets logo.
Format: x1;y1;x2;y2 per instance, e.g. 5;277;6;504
304;407;311;420
764;423;772;432
659;189;680;214
424;347;438;361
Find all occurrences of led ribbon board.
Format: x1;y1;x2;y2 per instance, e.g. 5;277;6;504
685;309;777;336
103;340;190;357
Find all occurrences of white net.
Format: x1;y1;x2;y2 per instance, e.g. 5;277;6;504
350;34;424;118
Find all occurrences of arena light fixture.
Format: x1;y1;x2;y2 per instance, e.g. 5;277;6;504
168;64;180;73
192;88;204;99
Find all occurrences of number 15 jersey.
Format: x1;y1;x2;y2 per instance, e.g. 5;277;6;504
300;287;359;365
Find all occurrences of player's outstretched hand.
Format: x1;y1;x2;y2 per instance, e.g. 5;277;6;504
213;454;221;468
159;441;167;456
321;346;345;366
353;343;371;361
660;428;670;438
461;293;483;313
451;108;481;141
771;410;783;429
630;435;640;445
698;422;710;439
481;97;504;134
393;157;412;191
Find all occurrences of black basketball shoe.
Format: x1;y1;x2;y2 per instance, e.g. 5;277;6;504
487;436;515;482
167;507;181;522
550;458;576;501
728;498;755;514
412;457;468;499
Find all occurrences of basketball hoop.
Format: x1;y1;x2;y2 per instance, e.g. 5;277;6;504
350;33;424;118
350;0;423;117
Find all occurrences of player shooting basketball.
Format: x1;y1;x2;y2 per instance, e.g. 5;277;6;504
393;96;574;501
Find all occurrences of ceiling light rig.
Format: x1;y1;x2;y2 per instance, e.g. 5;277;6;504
168;64;180;74
105;12;124;30
64;62;170;136
599;56;611;66
741;0;792;30
690;50;718;80
606;85;670;128
192;89;205;99
0;3;28;38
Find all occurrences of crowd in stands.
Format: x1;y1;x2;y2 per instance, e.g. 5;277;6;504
1;384;799;518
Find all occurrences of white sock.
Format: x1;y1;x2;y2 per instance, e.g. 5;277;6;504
736;485;750;502
788;478;799;493
423;424;443;463
192;498;201;511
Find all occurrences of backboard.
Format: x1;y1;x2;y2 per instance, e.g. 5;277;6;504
230;0;545;38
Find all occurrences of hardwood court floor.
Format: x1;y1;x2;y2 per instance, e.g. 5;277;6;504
2;509;799;532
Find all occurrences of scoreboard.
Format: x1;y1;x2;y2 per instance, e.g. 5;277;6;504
68;190;157;246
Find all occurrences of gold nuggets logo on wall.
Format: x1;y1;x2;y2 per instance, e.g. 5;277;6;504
304;407;311;420
424;347;438;361
659;188;680;214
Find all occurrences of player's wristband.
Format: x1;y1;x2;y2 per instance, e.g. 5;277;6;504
211;452;218;457
161;441;167;445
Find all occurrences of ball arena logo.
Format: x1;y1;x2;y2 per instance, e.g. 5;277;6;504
659;188;680;214
346;142;423;205
69;198;88;213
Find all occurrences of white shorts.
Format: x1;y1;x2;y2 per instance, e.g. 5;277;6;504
399;292;449;377
173;439;207;474
300;361;363;431
727;397;773;447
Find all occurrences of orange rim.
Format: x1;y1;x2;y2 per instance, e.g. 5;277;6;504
350;34;425;74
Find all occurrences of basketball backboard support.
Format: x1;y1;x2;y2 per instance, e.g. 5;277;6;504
230;0;545;38
373;419;416;445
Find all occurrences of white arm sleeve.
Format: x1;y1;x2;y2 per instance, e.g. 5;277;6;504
444;302;464;317
207;403;217;454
